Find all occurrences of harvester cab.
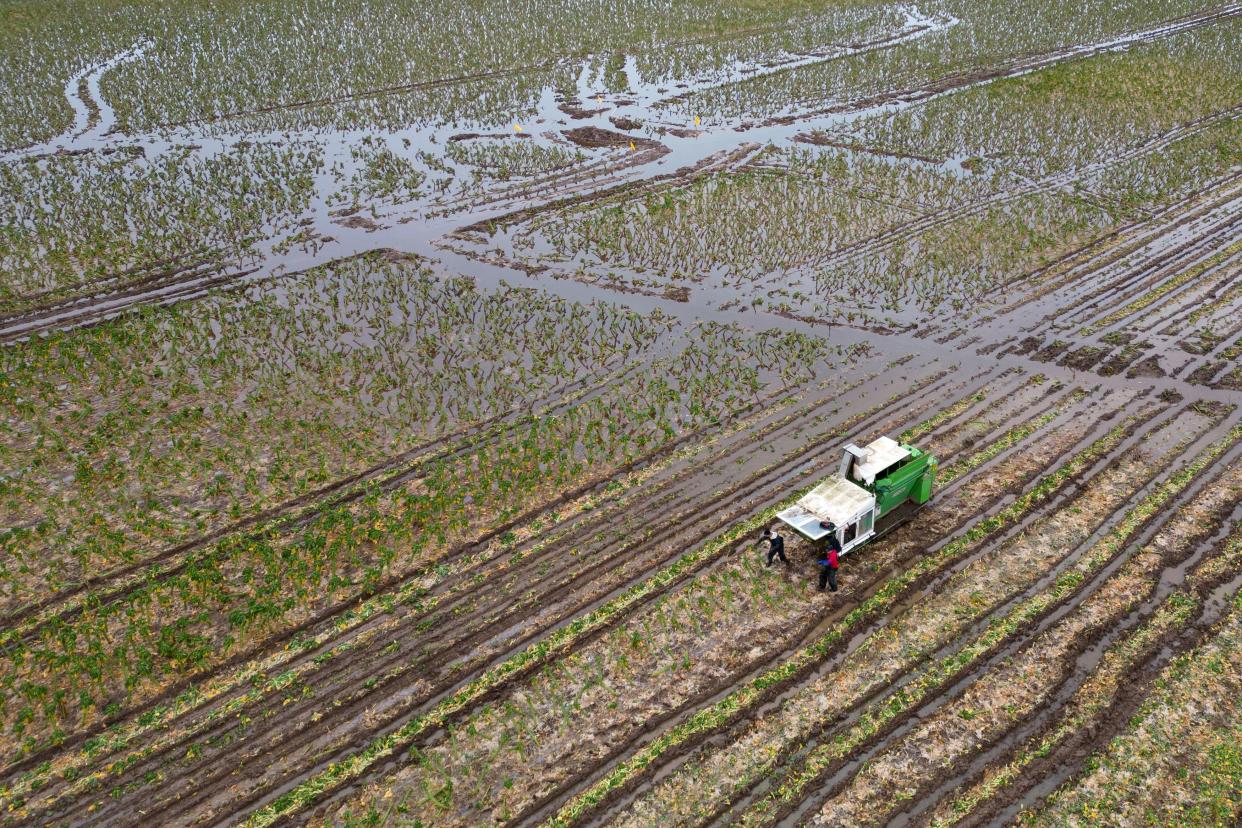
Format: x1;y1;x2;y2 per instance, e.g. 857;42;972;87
776;436;937;555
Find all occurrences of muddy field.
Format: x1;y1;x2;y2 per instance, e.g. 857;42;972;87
1;0;1240;826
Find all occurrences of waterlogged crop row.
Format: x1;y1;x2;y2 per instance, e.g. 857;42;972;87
514;147;965;280
827;17;1242;182
0;0;896;145
662;0;1219;123
0;252;672;614
505;142;1118;327
0;141;321;308
0;312;841;758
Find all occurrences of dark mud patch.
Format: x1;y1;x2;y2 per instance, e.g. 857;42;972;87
563;126;661;150
1098;343;1146;377
336;215;381;232
609;115;643;131
1034;339;1070;362
447;132;527;142
559;99;609;120
1060;346;1106;372
1126;355;1166;379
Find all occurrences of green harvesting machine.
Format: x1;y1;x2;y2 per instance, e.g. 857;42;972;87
776;436;937;555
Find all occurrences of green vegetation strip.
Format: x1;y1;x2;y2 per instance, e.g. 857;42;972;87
761;590;1199;827
239;376;950;828
1020;588;1242;825
936;534;1242;826
745;422;1242;823
1080;237;1242;335
939;386;1078;481
537;419;1134;828
899;389;987;443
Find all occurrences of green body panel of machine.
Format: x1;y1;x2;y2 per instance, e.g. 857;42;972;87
873;445;937;517
774;436;938;553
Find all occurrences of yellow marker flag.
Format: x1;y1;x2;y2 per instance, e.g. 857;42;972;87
629;140;636;151
514;123;523;132
694;115;701;127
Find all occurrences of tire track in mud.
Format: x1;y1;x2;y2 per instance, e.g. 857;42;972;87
0;261;262;345
456;70;1242;334
115;360;975;828
514;391;1153;828
19;357;963;824
810;551;1242;828
485;380;1087;827
989;539;1242;827
221;366;1040;828
738;414;1242;828
920;478;1242;827
559;392;1190;828
979;178;1242;374
0;346;713;782
1058;213;1242;335
0;249;219;323
149;14;852;134
449;389;1137;828
898;513;1242;828
960;169;1242;346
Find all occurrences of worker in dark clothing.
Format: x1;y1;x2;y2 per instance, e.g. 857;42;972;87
760;527;789;567
817;522;840;592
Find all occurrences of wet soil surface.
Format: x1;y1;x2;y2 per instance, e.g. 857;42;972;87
3;5;1242;828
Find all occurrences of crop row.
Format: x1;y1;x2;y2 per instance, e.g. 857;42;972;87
930;481;1242;825
0;140;320;309
1029;584;1242;825
657;0;1220;123
0;252;671;618
826;17;1242;183
0;308;843;760
1;346;911;825
749;418;1241;826
606;400;1228;826
222;368;1017;827
314;383;1131;827
533;399;1147;828
0;0;899;146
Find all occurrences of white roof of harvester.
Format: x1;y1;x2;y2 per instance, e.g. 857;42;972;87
850;436;910;485
776;476;874;541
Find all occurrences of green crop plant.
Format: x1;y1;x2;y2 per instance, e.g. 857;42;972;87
538;417;1136;828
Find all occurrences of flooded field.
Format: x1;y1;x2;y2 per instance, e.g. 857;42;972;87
1;0;1240;826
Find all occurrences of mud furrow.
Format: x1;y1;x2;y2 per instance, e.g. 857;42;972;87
29;360;953;824
0;250;220;323
766;424;1242;827
864;432;1242;826
237;374;1073;828
969;170;1242;346
923;497;1242;827
138;362;962;828
1061;213;1242;333
493;392;1148;828
1;349;742;782
595;396;1209;828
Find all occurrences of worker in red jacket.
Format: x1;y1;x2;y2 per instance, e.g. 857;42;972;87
818;522;840;592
